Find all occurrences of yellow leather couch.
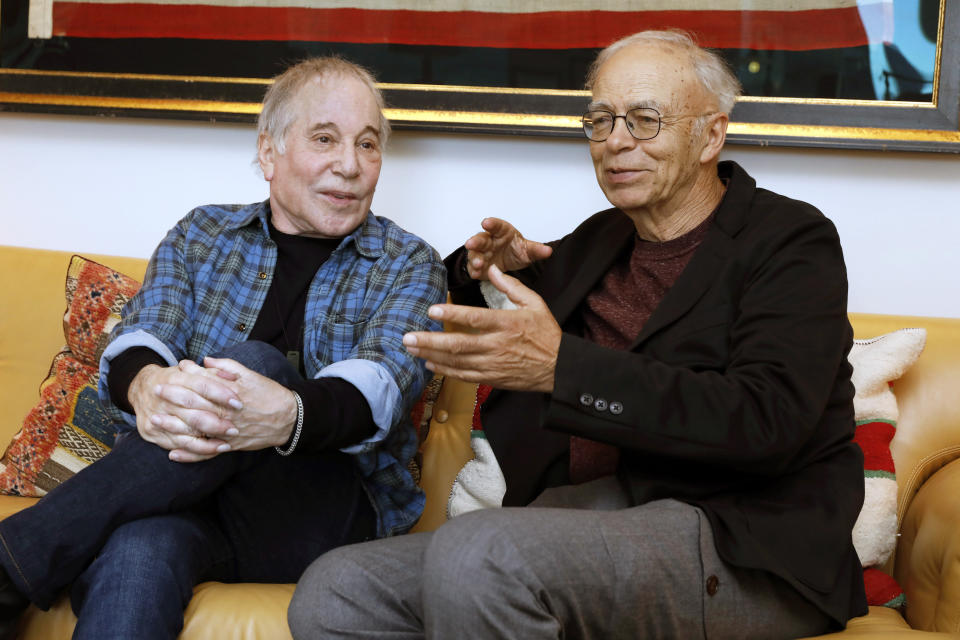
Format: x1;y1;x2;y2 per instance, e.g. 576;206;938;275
1;244;959;638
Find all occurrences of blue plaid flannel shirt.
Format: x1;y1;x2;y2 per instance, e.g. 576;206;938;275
98;201;446;537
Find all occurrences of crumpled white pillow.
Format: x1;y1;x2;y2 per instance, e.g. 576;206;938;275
849;328;926;568
447;431;506;518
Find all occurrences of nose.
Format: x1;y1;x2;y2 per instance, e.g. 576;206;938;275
604;116;637;152
334;143;361;178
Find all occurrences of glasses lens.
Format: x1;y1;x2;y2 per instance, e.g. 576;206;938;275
625;108;660;140
583;111;613;141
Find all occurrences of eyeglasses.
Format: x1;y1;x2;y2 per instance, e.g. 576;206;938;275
581;107;715;142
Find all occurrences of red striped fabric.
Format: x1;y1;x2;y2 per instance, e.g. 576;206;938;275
853;420;896;474
862;567;904;608
50;4;876;51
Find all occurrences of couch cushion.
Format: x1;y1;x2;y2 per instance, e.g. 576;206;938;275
0;256;141;496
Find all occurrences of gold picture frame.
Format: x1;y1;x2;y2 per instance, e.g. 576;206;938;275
1;1;957;152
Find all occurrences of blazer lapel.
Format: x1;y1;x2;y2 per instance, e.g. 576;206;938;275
630;226;731;348
631;161;753;349
544;212;636;326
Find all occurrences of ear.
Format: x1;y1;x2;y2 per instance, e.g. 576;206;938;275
699;112;729;165
258;133;277;181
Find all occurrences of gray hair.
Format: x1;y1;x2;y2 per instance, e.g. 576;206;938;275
585;30;741;116
257;56;391;155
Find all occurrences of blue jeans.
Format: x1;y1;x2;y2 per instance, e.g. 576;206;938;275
0;341;376;640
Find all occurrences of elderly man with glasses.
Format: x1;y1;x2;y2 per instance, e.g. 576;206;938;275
289;30;866;639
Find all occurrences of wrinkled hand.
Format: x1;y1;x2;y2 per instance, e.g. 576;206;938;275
129;361;242;462
145;358;299;462
195;356;298;453
403;265;561;392
463;217;552;280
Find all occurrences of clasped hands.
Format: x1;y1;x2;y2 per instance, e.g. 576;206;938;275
129;358;298;463
403;217;562;394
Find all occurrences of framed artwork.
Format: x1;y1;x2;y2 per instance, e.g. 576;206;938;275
1;0;957;152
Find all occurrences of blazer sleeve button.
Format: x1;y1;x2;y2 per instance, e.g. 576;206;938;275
579;393;594;406
594;398;608;411
609;401;623;415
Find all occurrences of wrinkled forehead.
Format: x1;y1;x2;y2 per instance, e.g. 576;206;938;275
590;43;706;113
292;73;381;131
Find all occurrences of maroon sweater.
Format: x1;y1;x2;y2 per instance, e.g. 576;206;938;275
571;212;714;484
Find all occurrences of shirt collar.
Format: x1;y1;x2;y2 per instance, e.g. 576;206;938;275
224;200;385;259
346;211;386;259
223;200;270;233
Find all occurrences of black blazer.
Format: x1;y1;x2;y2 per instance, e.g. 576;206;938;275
447;161;867;627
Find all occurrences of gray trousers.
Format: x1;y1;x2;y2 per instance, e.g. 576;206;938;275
289;477;833;639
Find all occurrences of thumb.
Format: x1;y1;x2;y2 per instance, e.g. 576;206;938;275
523;240;553;263
487;264;544;310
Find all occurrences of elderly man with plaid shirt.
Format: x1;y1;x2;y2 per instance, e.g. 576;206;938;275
0;56;445;640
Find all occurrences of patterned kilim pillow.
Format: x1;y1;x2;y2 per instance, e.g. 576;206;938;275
0;256;141;496
849;327;926;608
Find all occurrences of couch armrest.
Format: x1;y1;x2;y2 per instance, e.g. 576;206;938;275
895;457;960;633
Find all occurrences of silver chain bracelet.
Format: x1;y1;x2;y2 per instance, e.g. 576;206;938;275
274;390;304;456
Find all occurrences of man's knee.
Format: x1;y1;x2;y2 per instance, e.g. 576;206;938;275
425;509;504;562
423;509;523;597
288;546;368;639
101;518;175;563
73;516;209;613
213;340;299;385
290;535;428;640
100;517;205;575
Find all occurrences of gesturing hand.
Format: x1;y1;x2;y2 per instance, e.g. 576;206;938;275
463;217;553;280
402;265;561;393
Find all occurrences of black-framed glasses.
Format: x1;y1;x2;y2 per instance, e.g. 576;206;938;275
581;108;714;142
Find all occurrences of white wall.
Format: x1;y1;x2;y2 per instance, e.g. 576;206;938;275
2;111;958;318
